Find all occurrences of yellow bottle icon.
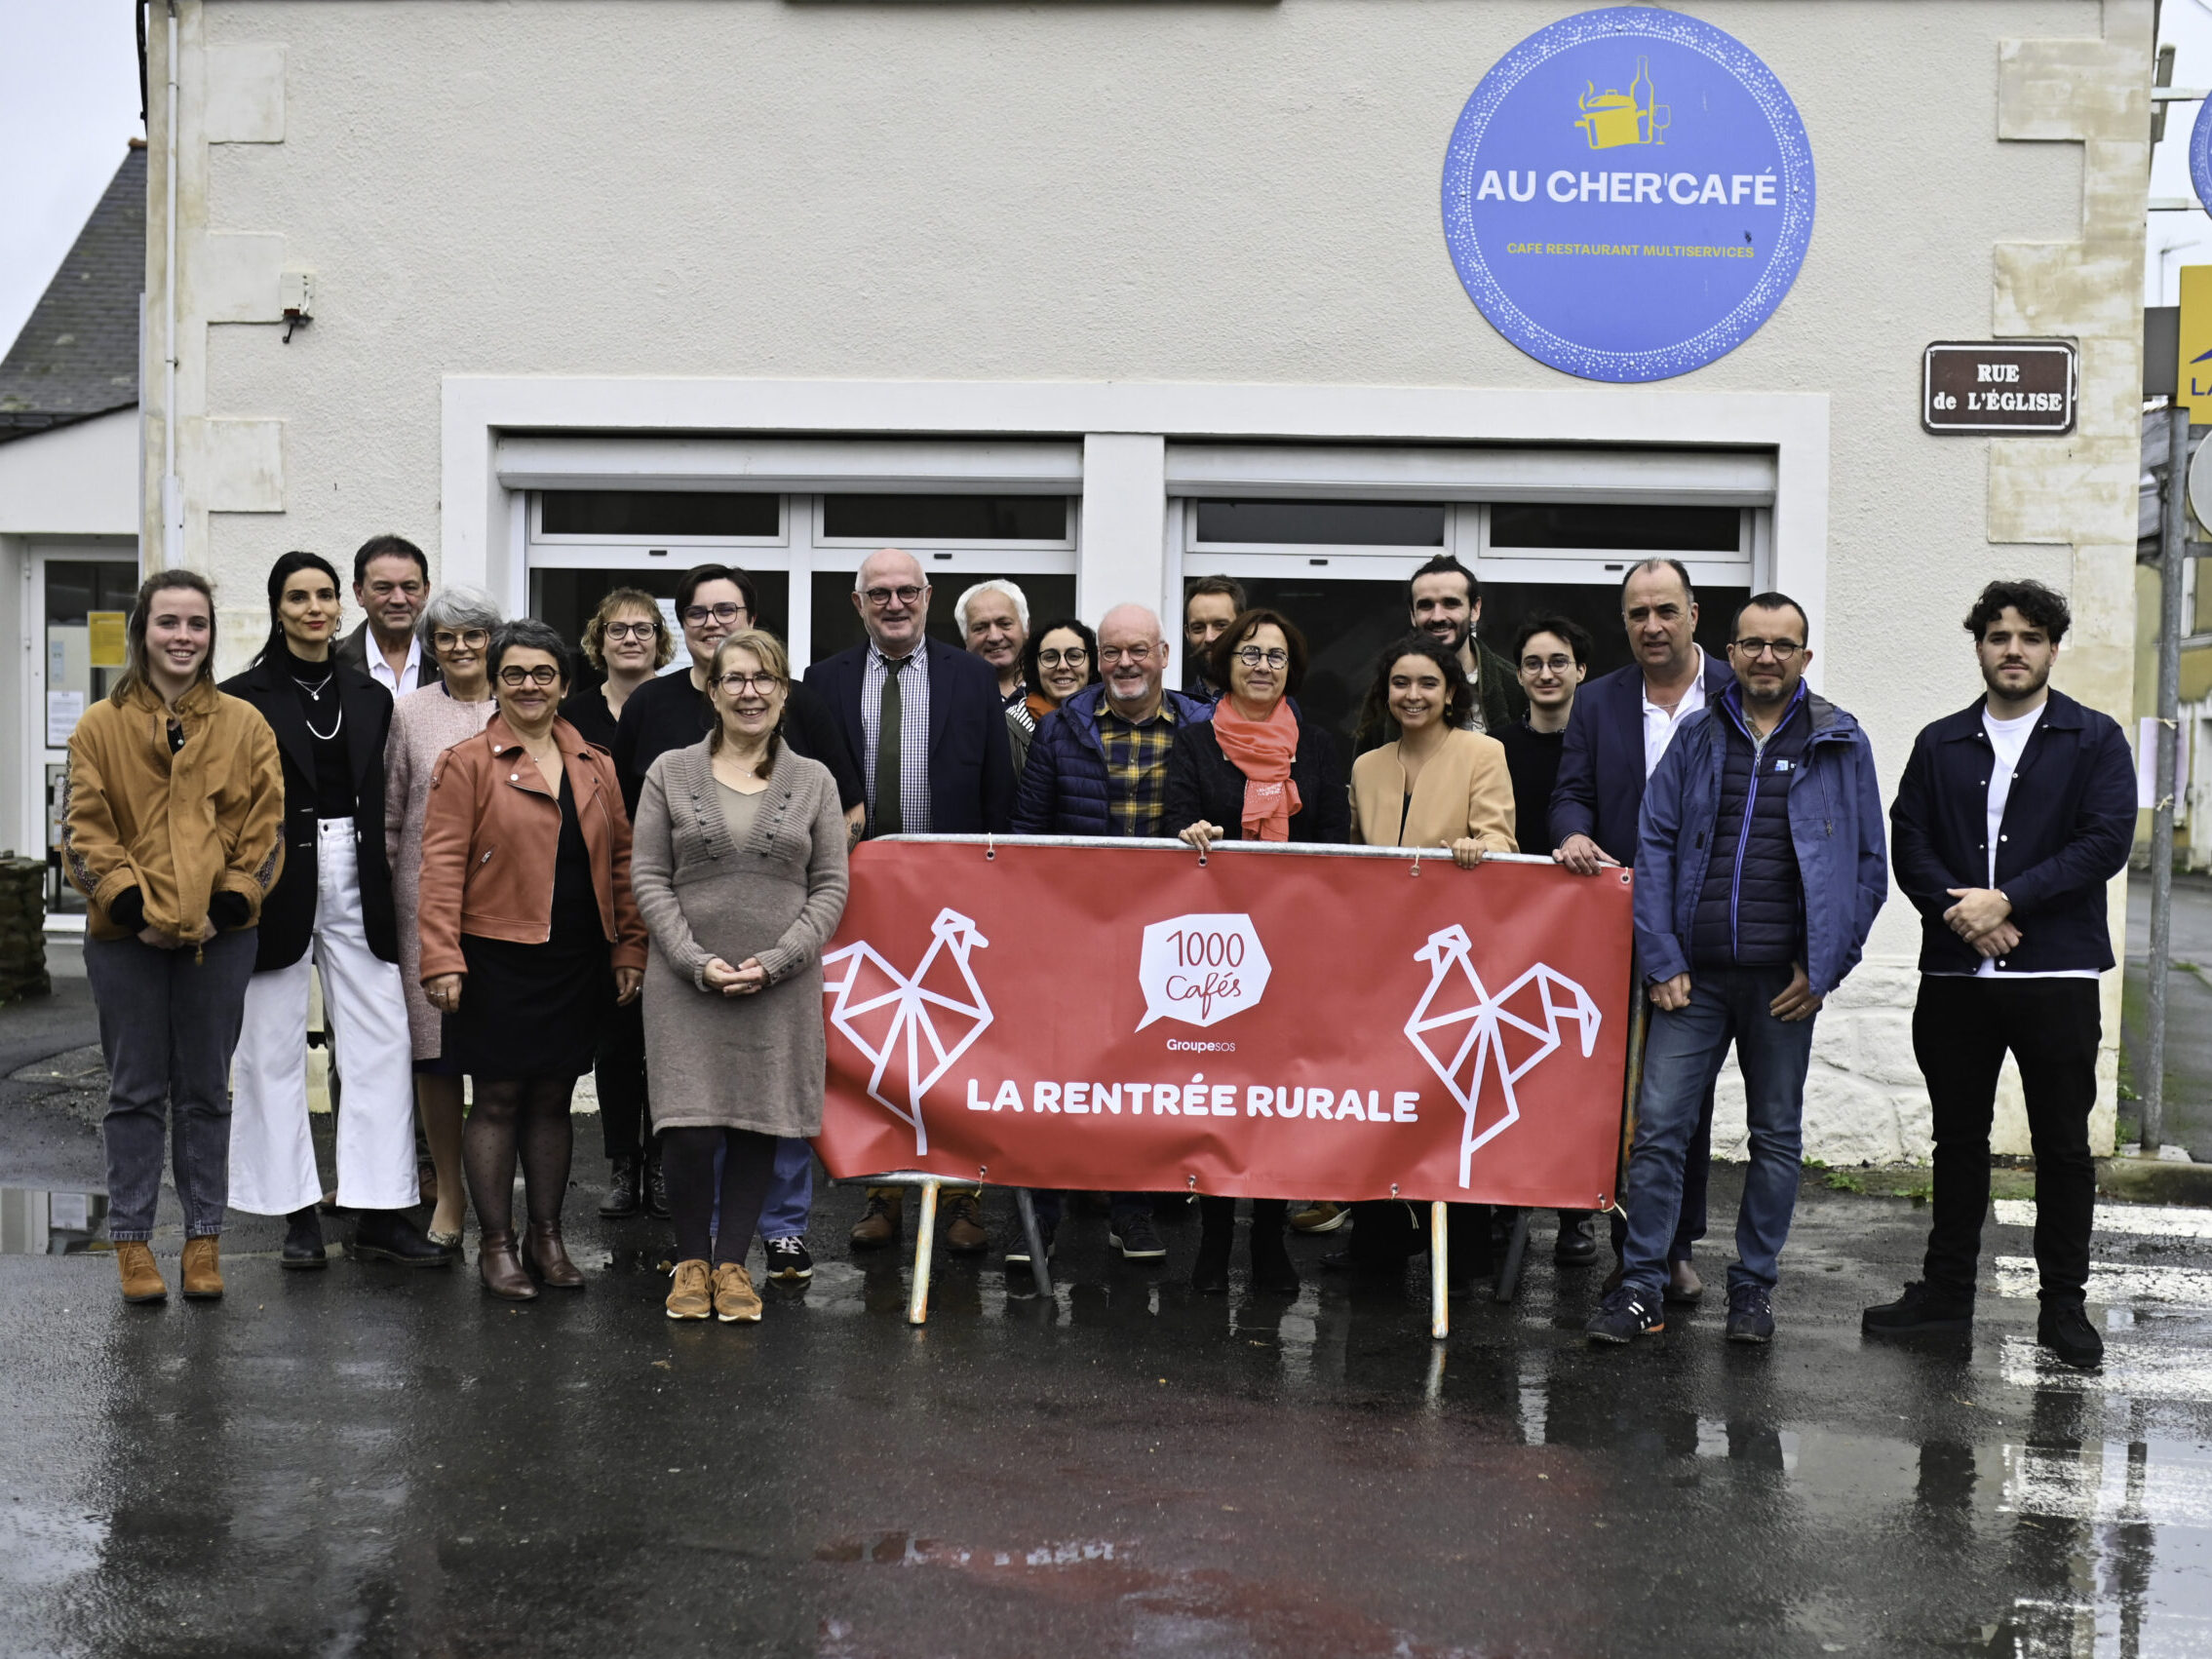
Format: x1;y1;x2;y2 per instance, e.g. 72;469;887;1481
1575;57;1670;149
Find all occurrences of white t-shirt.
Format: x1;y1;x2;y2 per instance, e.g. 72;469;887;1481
1641;657;1710;779
1967;702;2096;981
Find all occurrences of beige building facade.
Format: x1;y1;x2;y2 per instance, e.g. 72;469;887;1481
138;0;2154;1160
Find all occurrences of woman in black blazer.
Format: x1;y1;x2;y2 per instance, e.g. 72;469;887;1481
1163;608;1348;1297
220;552;446;1271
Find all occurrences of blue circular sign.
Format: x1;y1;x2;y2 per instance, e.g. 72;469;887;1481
2190;92;2212;215
1441;6;1816;382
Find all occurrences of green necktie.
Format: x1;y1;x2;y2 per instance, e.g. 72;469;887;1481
873;655;906;837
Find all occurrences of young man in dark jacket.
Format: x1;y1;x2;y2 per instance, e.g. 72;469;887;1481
1010;602;1213;1264
1863;580;2134;1370
1589;593;1887;1348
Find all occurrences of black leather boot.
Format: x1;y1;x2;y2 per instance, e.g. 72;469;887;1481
349;1209;452;1267
1191;1196;1234;1292
281;1206;328;1270
599;1156;641;1219
644;1145;671;1219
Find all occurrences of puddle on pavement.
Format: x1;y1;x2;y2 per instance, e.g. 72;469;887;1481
0;1186;107;1255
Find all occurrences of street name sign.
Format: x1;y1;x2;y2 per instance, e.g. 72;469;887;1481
1921;342;2076;435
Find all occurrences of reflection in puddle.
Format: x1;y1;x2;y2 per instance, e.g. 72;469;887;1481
0;1186;107;1255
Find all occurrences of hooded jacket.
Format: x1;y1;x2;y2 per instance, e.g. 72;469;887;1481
1634;688;1887;997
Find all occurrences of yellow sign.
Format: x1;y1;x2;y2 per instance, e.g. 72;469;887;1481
1575;56;1670;150
87;611;128;668
2179;265;2212;416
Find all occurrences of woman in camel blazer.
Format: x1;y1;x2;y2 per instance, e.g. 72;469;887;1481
1348;633;1517;864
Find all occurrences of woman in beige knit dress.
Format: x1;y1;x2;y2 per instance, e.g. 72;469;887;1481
382;586;502;1246
629;629;849;1324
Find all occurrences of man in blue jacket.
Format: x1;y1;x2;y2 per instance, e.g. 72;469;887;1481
1553;559;1735;1303
1863;580;2133;1371
807;547;1016;1256
1588;593;1886;1347
1012;601;1214;1266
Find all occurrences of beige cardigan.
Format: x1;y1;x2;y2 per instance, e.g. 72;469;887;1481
1349;727;1518;854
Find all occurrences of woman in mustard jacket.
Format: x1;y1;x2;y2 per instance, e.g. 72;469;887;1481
63;569;285;1306
418;619;647;1299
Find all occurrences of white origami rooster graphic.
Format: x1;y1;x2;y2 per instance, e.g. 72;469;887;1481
1403;924;1603;1187
822;907;993;1158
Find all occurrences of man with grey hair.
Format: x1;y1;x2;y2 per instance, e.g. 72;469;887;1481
806;548;1016;1254
1008;601;1211;1265
955;578;1030;720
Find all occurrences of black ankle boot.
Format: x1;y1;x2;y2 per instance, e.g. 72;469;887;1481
599;1156;640;1218
644;1147;670;1219
1192;1197;1233;1292
281;1206;328;1270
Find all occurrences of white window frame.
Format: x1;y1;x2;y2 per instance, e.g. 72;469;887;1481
446;379;1828;684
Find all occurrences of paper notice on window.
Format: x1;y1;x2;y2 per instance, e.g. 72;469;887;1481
45;691;84;747
87;611;128;667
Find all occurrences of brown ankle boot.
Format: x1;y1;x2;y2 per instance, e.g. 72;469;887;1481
115;1241;167;1304
180;1236;224;1299
524;1221;585;1288
476;1229;537;1300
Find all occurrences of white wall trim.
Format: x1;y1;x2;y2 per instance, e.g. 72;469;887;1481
443;377;1830;668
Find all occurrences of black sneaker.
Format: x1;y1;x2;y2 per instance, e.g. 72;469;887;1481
1004;1225;1056;1266
762;1236;814;1282
1862;1280;1973;1335
1585;1284;1665;1344
1725;1284;1775;1344
1110;1213;1168;1261
2037;1300;2104;1370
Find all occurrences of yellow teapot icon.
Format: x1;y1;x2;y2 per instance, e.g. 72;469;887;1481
1576;56;1670;149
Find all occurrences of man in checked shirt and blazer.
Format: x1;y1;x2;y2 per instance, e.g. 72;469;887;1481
1009;602;1217;1268
805;548;1016;1256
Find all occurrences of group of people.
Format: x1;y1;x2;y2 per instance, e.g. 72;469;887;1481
63;534;2132;1370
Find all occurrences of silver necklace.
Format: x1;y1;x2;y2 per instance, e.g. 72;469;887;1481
291;673;342;742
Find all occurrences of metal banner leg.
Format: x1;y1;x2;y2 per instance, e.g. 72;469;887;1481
1430;1201;1450;1339
1493;1210;1532;1303
907;1177;940;1326
1011;1187;1054;1299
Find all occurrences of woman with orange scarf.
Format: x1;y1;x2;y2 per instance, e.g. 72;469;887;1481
1165;608;1349;1294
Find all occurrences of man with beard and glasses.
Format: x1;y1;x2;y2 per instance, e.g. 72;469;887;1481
1864;580;2133;1371
1404;554;1527;737
1587;593;1885;1349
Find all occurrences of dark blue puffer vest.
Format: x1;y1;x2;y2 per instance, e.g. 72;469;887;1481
1690;685;1811;969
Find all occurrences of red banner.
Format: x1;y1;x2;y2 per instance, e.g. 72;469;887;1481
814;840;1636;1208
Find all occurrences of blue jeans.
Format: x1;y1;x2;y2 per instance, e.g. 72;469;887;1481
1621;964;1814;1298
85;928;258;1240
758;1137;814;1241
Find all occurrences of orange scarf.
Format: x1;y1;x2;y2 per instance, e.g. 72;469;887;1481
1212;698;1301;842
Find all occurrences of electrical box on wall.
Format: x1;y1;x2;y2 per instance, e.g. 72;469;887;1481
279;269;313;341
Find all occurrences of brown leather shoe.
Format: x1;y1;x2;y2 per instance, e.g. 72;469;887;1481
180;1236;223;1300
665;1259;712;1320
944;1190;988;1254
116;1241;167;1304
476;1230;538;1300
1665;1259;1704;1305
713;1262;763;1323
849;1190;902;1249
523;1222;585;1288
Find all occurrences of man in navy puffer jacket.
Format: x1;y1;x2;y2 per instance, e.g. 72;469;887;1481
1011;603;1213;1265
1588;593;1886;1349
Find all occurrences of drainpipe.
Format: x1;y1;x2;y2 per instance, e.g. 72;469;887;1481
160;2;181;569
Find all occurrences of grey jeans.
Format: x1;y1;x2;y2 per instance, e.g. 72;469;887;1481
85;928;258;1240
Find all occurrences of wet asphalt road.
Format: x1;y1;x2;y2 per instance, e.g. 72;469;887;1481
5;1170;2212;1658
5;943;2212;1656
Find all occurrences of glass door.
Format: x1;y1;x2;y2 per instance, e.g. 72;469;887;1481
38;552;140;913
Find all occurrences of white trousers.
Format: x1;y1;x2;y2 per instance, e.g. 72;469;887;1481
229;817;420;1215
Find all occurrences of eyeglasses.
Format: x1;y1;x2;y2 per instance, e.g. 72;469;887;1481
861;586;925;609
1520;654;1576;675
1098;643;1155;665
1232;646;1290;669
681;602;747;627
602;620;658;641
716;672;782;695
1036;647;1088;668
497;665;562;687
1730;638;1804;661
431;629;489;651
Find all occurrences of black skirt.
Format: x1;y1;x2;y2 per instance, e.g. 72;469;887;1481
445;774;613;1082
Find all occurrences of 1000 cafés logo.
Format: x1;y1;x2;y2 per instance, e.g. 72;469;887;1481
1441;5;1816;383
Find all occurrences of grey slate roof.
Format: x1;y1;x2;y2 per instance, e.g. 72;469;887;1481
0;145;143;444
